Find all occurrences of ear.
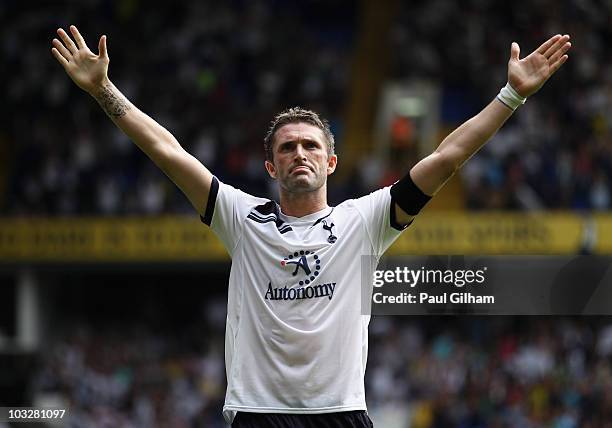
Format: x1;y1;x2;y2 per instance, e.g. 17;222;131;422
265;160;277;179
326;154;338;175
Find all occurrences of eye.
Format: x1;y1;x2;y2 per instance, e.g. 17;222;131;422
279;142;294;152
306;142;318;149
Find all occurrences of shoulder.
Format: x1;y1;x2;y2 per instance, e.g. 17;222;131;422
338;187;392;210
217;179;271;207
246;200;287;228
202;177;272;225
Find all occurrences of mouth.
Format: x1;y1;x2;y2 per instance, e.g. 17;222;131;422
290;165;312;174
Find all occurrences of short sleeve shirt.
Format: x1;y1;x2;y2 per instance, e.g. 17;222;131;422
202;177;407;423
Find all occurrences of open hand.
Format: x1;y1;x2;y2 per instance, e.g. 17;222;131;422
508;34;571;98
51;25;109;94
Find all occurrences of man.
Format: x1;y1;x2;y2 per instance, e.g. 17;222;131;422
51;25;570;427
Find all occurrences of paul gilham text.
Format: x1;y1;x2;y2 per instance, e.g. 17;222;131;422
421;292;494;304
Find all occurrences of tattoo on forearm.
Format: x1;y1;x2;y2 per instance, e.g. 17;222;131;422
96;84;131;118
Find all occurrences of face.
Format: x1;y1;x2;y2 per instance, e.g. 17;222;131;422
265;122;337;193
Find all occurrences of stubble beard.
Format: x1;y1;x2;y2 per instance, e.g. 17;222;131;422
280;169;326;194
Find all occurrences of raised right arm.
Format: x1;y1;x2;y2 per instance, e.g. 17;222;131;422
51;25;212;215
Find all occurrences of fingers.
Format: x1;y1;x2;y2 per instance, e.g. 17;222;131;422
69;25;88;50
542;34;570;59
98;35;108;58
548;41;571;64
550;54;569;75
52;38;72;60
56;28;78;55
510;42;520;61
51;47;69;68
536;34;562;55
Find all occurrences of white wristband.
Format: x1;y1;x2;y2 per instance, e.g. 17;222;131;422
497;82;526;111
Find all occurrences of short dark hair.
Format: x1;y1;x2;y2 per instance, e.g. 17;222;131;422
264;107;335;162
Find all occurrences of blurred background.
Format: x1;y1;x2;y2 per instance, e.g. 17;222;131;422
3;0;612;426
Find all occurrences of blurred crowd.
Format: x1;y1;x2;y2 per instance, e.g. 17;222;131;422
367;316;612;427
2;1;352;215
30;315;612;427
4;1;612;215
30;289;231;428
390;0;612;210
32;325;227;428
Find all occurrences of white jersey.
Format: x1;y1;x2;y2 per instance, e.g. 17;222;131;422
202;177;407;423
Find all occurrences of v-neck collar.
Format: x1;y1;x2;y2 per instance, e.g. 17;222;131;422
278;204;333;225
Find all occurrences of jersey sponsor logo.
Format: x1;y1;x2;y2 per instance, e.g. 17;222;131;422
265;249;335;301
280;250;321;286
265;281;336;301
285;255;311;275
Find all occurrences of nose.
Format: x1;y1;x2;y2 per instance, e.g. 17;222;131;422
294;143;307;160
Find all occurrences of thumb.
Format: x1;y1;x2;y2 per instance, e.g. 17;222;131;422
510;42;520;61
98;35;108;58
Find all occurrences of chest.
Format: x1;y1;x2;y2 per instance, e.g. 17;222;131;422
240;210;366;280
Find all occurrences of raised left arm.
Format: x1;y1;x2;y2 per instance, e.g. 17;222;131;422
395;34;571;224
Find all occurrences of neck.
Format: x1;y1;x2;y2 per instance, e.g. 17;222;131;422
278;184;328;217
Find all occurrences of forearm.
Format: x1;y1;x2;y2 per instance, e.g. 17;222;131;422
410;98;514;195
406;34;570;200
89;78;212;214
437;98;513;169
90;78;181;168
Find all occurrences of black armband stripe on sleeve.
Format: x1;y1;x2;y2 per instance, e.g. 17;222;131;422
390;172;432;216
200;176;219;226
389;198;413;231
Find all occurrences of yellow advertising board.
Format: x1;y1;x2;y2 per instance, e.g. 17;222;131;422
388;212;585;255
0;212;600;262
0;217;228;262
592;214;612;254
